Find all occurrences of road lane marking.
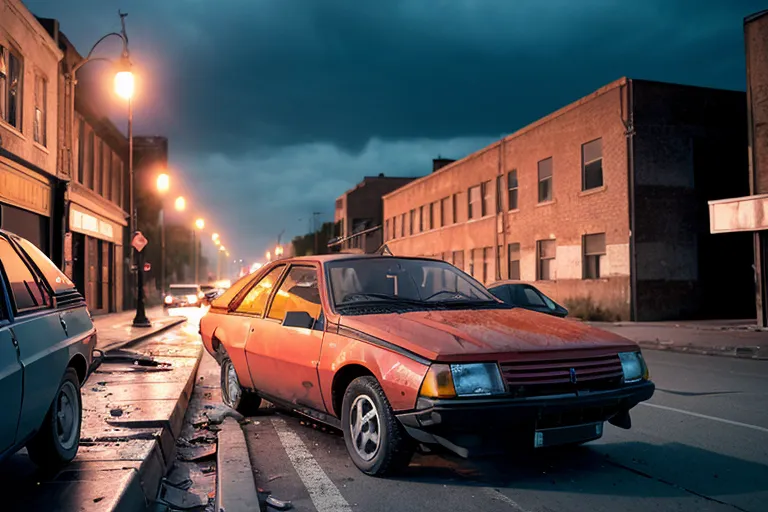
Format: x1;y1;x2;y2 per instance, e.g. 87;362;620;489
640;402;768;434
484;488;533;511
271;417;352;512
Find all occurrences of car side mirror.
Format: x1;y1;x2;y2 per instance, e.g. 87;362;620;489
283;311;315;329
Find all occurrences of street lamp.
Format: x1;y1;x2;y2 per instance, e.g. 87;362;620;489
174;196;186;211
212;233;219;242
193;218;205;283
157;172;170;297
275;245;284;259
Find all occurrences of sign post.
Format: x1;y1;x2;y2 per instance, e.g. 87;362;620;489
131;231;151;328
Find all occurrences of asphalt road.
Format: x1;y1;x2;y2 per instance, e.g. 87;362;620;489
244;350;768;512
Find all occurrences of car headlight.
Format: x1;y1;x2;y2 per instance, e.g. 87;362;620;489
618;351;648;383
419;363;505;399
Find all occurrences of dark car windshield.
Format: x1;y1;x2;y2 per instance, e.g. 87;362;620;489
170;286;199;295
326;257;496;307
14;236;75;293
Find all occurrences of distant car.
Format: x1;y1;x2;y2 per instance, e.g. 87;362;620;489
487;281;569;318
164;284;205;308
0;230;95;468
200;255;653;476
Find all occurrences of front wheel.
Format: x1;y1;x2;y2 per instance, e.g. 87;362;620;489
220;354;262;415
27;368;82;469
341;376;414;476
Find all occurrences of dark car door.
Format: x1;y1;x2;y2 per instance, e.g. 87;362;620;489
0;237;68;441
0;279;22;455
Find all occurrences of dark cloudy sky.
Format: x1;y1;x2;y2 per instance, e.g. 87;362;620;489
24;0;765;263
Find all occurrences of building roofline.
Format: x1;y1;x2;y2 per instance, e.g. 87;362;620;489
8;1;63;59
384;77;629;200
336;175;421;201
745;9;768;24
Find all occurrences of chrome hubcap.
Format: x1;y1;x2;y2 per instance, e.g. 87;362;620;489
226;361;241;405
56;381;78;450
349;395;380;461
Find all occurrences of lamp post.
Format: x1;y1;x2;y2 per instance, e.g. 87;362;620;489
194;218;205;283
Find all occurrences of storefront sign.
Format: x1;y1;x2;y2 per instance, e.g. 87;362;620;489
0;160;51;216
70;206;118;242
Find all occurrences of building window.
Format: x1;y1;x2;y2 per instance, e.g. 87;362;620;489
482;247;492;283
538;157;553;203
429;202;436;230
452;250;464;271
418;206;424;232
384;219;390;241
537;239;556;280
0;46;22;129
469;249;476;276
507;170;518;210
496;176;504;213
481;181;492;217
495;245;502;281
468;185;481;220
409;209;415;235
583;233;606;279
400;213;405;238
86;130;95;189
33;75;46;145
440;197;448;227
508;243;521;280
452;194;458;223
582;138;603;190
335;198;343;210
112;151;121;205
94;139;102;194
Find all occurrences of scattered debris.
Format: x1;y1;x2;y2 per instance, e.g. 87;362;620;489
177;444;217;462
268;474;287;482
109;408;123;417
158;483;208;510
266;495;293;510
93;497;104;503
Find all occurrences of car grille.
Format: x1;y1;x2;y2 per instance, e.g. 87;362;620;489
500;353;624;398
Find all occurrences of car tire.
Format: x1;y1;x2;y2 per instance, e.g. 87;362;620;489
341;376;414;477
220;354;262;415
26;368;82;469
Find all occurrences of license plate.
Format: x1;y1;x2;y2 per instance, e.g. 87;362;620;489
534;422;603;448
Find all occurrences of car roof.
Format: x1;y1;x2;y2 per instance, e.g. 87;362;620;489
487;280;530;288
280;254;442;265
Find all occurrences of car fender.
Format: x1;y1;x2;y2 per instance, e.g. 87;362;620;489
318;330;430;414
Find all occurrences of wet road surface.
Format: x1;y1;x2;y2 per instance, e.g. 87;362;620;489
244;350;768;512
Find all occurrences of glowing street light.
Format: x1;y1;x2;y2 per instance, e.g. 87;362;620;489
174;196;186;211
266;251;272;261
214;239;221;246
114;65;135;100
220;246;226;252
195;218;205;230
156;173;169;193
275;245;284;258
212;233;219;242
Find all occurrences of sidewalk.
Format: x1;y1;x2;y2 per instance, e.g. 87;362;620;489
2;310;203;511
93;306;187;352
590;320;768;360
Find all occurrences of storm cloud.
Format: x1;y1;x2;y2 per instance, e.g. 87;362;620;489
23;0;765;260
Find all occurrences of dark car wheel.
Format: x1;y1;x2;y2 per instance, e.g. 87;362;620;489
341;376;415;476
26;368;82;469
220;354;262;415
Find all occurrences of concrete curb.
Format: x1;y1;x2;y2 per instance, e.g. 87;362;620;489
102;316;187;353
637;340;768;360
112;344;204;511
216;417;260;512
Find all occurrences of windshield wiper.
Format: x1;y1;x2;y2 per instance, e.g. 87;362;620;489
337;293;430;307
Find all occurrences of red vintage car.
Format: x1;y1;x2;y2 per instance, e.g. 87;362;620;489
199;255;653;476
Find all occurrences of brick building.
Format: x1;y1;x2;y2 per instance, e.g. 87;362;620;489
383;78;753;321
37;19;130;315
331;174;418;253
0;0;62;255
709;10;768;326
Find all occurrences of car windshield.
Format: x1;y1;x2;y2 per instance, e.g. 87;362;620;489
170;286;198;295
327;257;496;307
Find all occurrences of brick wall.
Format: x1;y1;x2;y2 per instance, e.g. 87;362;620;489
746;12;768;195
632;80;753;320
384;79;632;318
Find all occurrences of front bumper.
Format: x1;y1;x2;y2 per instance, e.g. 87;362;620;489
397;381;655;457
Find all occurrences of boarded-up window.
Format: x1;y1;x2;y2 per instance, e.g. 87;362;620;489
440;197;449;227
452;250;464;271
537;239;556;280
538;157;553;203
583;233;606;279
409;209;416;235
507;170;518;210
468;249;476;276
482;247;492;283
481;180;492;216
508;243;521;280
452;194;458;223
418;206;424;232
468;186;481;220
582;138;603;190
400;213;406;237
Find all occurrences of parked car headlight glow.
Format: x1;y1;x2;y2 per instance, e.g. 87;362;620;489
450;363;506;396
187;294;198;304
618;352;647;383
164;295;173;304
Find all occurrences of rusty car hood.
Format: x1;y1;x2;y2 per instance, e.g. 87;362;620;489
339;308;637;362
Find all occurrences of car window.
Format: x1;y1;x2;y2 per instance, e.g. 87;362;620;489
170;286;199;296
509;285;546;308
0;238;49;311
236;265;285;316
14;236;75;293
523;287;547;307
211;272;255;309
267;266;322;322
489;285;511;303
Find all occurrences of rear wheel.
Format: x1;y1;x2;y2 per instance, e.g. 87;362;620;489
220;354;262;415
341;376;414;476
27;368;82;469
